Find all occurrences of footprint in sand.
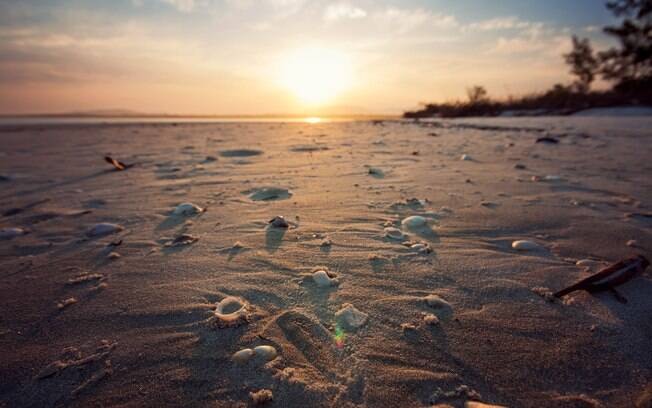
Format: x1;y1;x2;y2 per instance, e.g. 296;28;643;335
264;310;341;381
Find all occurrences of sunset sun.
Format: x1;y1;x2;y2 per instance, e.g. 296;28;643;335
278;47;353;105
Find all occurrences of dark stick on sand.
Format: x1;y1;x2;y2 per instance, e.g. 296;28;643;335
554;255;649;303
105;156;133;171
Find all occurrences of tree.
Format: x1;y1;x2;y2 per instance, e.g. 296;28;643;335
466;85;488;104
598;0;652;85
564;36;598;93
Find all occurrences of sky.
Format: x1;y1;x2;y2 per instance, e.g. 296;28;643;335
0;0;617;115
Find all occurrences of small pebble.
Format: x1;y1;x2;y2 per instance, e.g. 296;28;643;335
401;215;427;229
335;304;368;331
384;227;406;240
312;270;338;287
627;239;638;247
86;223;124;238
57;297;78;310
232;348;255;364
253;345;278;362
250;389;273;405
461;154;471;161
0;227;27;240
268;216;289;228
424;294;451;309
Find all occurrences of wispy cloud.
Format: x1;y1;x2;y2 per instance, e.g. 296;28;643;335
467;16;536;31
324;3;367;22
373;7;458;34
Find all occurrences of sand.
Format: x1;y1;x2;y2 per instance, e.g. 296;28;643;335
0;117;651;407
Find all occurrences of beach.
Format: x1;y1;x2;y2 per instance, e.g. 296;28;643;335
1;117;651;407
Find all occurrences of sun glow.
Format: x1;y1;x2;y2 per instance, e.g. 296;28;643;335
278;47;353;105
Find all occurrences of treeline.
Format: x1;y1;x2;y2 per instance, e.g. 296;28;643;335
404;0;652;118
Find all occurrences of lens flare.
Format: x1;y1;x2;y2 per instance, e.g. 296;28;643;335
333;325;346;348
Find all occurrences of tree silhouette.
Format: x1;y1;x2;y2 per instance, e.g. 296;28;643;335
466;86;488;104
598;0;652;86
564;36;599;93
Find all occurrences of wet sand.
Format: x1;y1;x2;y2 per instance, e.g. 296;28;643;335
0;117;651;407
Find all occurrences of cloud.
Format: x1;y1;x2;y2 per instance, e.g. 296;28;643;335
324;3;367;22
373;7;457;34
467;16;535;31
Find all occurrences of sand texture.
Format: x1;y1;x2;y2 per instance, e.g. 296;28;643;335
0;117;651;407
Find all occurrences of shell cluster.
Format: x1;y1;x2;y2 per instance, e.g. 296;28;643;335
232;345;278;364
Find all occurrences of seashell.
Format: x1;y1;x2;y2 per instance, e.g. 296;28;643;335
0;227;27;240
424;294;450;309
384;227;406;240
250;389;273;405
166;234;199;247
107;252;121;260
461;154;471;161
312;270;338;287
401;215;427;229
247;187;292;201
253;345;278;361
172;202;204;216
423;313;439;325
335;303;368;331
232;348;255;364
626;239;638;247
214;296;250;328
86;223;124;237
268;216;289;228
410;243;432;254
511;240;542;251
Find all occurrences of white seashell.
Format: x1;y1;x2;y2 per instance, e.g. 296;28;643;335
384;227;406;240
253;345;278;361
0;227;27;240
401;215;427;229
461;154;471;161
172;202;204;216
214;296;249;328
232;348;255;364
511;240;542;251
424;294;451;309
86;223;124;237
335;303;368;331
312;270;338;287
